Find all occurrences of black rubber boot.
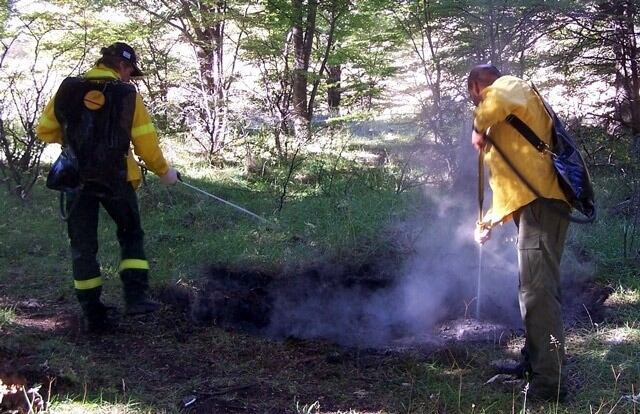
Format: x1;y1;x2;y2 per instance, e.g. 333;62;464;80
82;302;119;334
493;360;532;379
125;294;161;315
526;381;567;402
121;267;159;315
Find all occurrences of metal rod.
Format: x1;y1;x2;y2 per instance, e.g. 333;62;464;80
476;149;484;320
179;180;268;224
476;245;483;319
478;149;484;223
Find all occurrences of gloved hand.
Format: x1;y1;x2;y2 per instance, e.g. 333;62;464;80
474;221;492;245
159;167;179;185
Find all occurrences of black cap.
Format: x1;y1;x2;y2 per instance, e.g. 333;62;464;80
101;42;144;77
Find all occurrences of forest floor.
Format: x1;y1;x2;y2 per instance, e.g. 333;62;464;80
0;258;635;414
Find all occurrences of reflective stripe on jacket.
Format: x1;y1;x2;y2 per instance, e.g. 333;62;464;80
473;76;567;225
36;65;169;189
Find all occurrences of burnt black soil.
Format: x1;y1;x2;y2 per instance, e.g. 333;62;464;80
158;261;613;348
159;262;399;346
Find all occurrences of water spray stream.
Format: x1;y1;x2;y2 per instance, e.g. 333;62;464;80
476;149;485;319
476;245;483;319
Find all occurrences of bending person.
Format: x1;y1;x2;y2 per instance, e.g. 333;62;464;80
469;64;570;401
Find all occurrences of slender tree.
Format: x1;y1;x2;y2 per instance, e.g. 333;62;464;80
0;12;73;198
126;0;248;162
555;0;640;208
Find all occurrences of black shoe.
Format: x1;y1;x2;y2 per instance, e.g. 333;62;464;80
125;297;161;315
82;303;119;334
525;381;567;403
492;359;531;379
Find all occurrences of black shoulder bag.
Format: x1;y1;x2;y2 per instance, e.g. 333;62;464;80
46;146;82;220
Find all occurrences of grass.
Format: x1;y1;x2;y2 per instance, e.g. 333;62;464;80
48;396;153;414
0;306;16;329
1;130;639;413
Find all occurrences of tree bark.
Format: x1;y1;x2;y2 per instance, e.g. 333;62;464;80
132;0;229;157
308;0;344;119
327;64;341;115
291;0;317;140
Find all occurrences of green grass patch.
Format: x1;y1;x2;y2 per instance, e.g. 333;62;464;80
0;306;16;329
48;397;155;414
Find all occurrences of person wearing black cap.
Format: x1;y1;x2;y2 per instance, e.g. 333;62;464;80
99;42;145;79
36;42;179;333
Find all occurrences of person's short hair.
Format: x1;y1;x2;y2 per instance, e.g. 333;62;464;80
467;65;502;89
95;55;125;71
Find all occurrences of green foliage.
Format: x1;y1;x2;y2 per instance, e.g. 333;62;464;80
0;306;16;329
0;0;10;37
570;134;639;266
0;144;413;298
322;3;402;110
241;0;404;118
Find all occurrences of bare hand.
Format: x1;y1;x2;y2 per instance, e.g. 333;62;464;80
472;129;485;151
474;222;491;245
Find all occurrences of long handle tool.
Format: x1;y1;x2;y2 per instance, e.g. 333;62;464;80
478;150;484;224
476;149;484;319
177;173;269;224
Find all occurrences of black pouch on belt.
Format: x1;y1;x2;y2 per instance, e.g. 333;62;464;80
46;146;81;192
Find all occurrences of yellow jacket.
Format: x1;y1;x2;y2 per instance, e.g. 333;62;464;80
474;76;567;225
36;65;169;189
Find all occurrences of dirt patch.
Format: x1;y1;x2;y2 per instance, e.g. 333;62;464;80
562;281;614;327
0;273;615;414
0;260;613;414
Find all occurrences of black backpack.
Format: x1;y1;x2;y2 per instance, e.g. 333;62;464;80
505;85;596;223
47;77;136;198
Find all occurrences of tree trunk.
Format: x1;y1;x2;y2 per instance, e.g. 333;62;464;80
291;0;317;140
422;0;443;145
308;0;343;119
605;0;640;213
179;0;227;154
487;0;499;66
327;64;341;116
622;0;640;212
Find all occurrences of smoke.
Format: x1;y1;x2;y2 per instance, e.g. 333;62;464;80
266;265;403;347
390;199;522;333
264;124;527;347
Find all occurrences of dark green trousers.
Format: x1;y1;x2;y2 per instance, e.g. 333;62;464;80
515;198;570;391
66;184;150;313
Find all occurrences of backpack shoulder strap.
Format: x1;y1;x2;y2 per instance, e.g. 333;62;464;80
505;114;549;153
505;81;554;155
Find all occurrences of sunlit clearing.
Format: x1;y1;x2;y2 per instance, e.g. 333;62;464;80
608;288;640;307
602;327;640;345
50;399;144;414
